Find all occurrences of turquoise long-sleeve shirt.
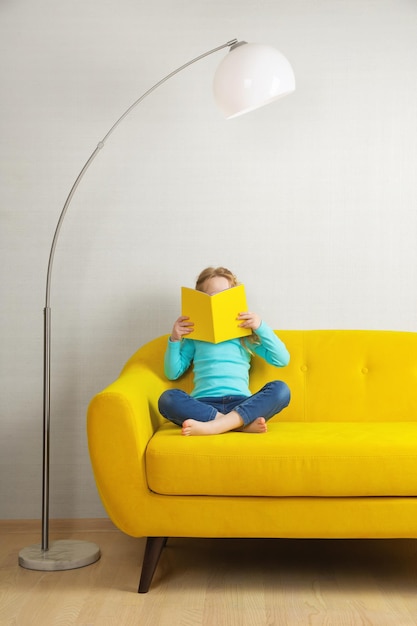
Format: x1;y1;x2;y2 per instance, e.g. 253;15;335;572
164;321;290;399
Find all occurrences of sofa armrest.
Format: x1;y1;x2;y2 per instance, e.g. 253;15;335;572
87;364;165;536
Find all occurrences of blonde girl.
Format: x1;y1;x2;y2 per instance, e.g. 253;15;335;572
158;267;290;436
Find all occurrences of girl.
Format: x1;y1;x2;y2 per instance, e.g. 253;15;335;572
158;267;290;436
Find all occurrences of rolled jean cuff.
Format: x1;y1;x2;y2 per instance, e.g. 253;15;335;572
233;406;253;427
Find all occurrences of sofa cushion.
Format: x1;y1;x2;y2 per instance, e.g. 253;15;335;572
146;422;417;497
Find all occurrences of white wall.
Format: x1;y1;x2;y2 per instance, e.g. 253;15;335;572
1;0;416;519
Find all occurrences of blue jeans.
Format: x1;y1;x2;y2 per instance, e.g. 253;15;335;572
158;381;290;427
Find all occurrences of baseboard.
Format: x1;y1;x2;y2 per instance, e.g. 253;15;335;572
0;518;117;534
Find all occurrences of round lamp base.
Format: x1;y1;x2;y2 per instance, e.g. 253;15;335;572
19;539;101;571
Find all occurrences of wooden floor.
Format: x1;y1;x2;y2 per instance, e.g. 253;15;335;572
1;520;417;625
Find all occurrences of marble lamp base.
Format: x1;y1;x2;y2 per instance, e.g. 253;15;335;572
19;539;101;571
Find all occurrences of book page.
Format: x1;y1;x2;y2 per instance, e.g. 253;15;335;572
181;287;215;342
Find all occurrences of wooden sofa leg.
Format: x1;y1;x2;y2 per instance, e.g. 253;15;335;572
138;537;168;593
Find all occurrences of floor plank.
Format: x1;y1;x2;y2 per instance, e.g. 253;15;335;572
1;521;417;625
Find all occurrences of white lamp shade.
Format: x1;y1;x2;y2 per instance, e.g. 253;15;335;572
213;42;296;119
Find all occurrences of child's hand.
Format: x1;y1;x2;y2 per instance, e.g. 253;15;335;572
237;312;262;331
171;316;194;342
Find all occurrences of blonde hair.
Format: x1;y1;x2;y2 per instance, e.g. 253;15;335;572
195;266;237;292
195;267;260;351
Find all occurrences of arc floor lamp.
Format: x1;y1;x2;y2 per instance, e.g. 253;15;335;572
18;38;295;571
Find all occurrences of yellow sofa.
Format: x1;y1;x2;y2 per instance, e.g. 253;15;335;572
87;330;417;592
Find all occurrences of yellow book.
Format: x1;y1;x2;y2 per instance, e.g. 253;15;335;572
181;284;252;344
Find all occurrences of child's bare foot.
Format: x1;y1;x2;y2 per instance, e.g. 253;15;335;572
240;417;268;434
182;419;218;436
182;411;244;436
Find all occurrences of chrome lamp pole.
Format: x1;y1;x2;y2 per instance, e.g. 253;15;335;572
18;39;295;571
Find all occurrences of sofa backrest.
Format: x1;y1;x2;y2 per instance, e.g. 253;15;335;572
123;330;417;423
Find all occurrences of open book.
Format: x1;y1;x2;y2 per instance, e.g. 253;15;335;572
181;284;252;344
